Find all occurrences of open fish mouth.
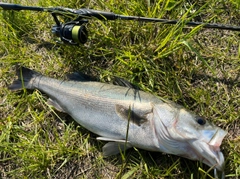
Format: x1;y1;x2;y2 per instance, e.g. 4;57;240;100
192;129;227;171
208;128;227;148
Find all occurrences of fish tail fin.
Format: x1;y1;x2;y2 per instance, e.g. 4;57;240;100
8;66;41;91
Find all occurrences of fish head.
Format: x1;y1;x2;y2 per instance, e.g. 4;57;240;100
153;103;227;171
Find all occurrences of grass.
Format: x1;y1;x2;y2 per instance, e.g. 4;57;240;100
0;0;239;178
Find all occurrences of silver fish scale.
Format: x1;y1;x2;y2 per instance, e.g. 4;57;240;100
33;75;160;149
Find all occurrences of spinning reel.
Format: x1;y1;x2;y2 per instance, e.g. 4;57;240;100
51;13;88;45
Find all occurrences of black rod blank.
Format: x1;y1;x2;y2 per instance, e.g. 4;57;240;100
0;2;240;31
117;15;240;31
0;3;45;11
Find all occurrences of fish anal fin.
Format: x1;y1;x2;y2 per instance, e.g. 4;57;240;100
47;98;66;112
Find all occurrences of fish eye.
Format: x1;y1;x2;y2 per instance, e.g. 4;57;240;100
197;117;206;125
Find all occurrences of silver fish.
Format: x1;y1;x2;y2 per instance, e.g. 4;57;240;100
9;67;227;171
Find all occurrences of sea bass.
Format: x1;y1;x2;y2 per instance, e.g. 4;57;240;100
9;67;227;171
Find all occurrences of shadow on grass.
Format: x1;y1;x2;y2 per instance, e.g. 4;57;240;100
192;73;240;88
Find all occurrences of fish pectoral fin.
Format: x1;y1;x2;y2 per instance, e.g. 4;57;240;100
115;104;150;126
102;142;132;157
47;98;66;112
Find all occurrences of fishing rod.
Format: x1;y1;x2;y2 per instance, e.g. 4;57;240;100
1;2;240;45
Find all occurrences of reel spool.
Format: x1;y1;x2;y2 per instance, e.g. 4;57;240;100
51;13;88;45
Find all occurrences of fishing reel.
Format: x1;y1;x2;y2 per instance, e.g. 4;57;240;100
51;13;88;45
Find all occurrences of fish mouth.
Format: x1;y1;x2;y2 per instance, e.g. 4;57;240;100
192;129;227;171
208;128;227;148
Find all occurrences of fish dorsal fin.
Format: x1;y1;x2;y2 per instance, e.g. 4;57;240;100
66;72;95;81
96;137;132;156
113;77;140;90
47;98;66;112
66;71;140;90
